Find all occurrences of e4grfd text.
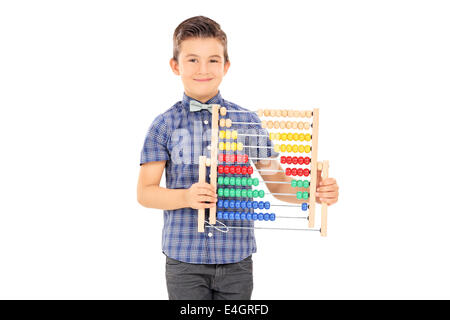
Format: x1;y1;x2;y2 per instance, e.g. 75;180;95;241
179;304;269;317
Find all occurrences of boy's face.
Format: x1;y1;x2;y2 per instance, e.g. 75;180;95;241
170;37;230;103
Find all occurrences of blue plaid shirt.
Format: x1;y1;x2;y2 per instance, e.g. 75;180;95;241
140;91;278;264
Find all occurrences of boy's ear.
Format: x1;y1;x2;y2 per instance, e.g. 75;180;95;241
223;60;230;75
169;58;180;75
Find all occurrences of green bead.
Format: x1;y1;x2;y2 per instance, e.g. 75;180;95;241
302;191;309;199
224;176;230;185
236;177;242;186
291;180;297;188
258;190;264;198
230;177;236;186
218;188;224;196
230;188;236;197
224;188;230;197
253;190;259;198
247;179;253;186
241;189;247;197
303;180;310;188
253;178;259;186
296;191;302;199
235;188;242;197
218;176;223;185
241;177;247;186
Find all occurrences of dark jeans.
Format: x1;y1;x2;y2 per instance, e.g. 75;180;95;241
165;255;253;300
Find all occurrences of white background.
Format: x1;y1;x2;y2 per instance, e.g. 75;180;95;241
1;0;449;299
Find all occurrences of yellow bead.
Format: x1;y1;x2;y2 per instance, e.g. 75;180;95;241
219;119;226;127
225;142;231;151
276;133;281;140
281;133;287;141
305;134;311;141
269;132;274;140
305;145;311;153
232;130;238;140
280;144;287;152
219;130;226;139
286;144;292;153
237;142;244;151
292;144;298;153
287;133;293;141
299;145;305;153
225;130;231;139
299;133;305;141
219;142;225;150
231;142;237;151
274;144;280;152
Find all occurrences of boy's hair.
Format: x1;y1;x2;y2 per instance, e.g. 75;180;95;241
173;16;229;63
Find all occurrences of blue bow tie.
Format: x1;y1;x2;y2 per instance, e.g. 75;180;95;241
189;100;214;113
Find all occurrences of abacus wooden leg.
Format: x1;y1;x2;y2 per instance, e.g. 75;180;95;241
308;108;320;228
320;160;329;237
198;156;206;233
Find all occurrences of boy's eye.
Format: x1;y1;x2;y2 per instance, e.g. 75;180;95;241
210;59;219;63
189;58;198;62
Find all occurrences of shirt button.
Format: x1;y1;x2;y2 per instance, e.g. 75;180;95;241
208;232;213;237
207;145;211;150
204;120;209;125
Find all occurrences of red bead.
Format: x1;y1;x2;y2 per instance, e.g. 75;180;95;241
286;156;292;164
291;168;297;176
285;168;291;176
218;165;224;174
292;157;298;165
233;154;237;163
247;166;253;174
229;166;235;174
298;168;303;176
244;154;248;163
219;154;224;162
304;157;310;165
235;166;241;174
280;156;286;164
298;157;304;165
236;154;242;163
224;166;230;174
303;168;310;176
241;166;248;174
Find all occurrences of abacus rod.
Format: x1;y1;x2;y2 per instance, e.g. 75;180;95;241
205;225;321;232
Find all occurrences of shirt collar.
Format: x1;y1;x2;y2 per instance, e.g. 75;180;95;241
182;91;223;109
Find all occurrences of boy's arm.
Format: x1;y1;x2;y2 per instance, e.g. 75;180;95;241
137;161;217;210
254;159;339;205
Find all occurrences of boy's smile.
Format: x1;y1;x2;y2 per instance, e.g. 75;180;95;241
170;37;230;103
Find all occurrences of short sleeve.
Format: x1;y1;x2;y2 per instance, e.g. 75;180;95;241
248;113;280;162
140;114;171;165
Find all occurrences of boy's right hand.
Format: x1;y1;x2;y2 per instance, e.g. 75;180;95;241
184;182;218;209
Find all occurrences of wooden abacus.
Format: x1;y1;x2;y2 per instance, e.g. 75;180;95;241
198;105;330;236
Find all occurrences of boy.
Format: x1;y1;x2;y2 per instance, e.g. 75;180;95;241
137;16;339;300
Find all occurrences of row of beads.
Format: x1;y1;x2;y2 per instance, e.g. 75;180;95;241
218;176;259;187
219;154;249;163
281;156;311;165
258;109;313;118
219;130;239;140
296;191;310;200
217;211;276;221
219;142;244;151
286;168;310;176
269;132;311;141
218;188;265;198
219;200;271;210
291;180;310;188
274;144;311;153
218;165;254;175
262;121;311;130
218;200;308;211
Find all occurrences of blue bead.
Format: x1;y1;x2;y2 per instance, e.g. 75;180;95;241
246;201;253;209
252;213;258;220
246;213;253;220
264;213;270;221
233;212;239;220
257;213;264;221
223;200;229;208
229;212;234;220
302;203;308;211
241;213;247;220
240;200;247;209
229;200;235;209
269;213;276;221
223;212;229;219
258;201;264;209
218;200;223;208
252;201;258;209
264;201;270;209
234;201;240;209
217;211;223;219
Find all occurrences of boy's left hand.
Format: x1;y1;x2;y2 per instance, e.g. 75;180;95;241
316;174;339;206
